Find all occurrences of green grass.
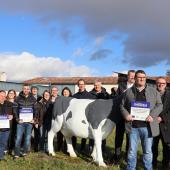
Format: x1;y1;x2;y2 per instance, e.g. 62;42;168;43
0;130;163;170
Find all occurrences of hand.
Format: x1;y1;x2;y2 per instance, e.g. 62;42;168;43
8;115;13;120
146;115;153;122
30;119;34;124
35;124;39;128
157;116;162;123
125;115;133;121
18;119;23;124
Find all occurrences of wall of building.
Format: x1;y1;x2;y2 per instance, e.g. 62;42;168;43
0;81;118;96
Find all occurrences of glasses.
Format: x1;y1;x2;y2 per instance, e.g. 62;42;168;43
9;92;14;94
157;82;166;85
136;77;146;79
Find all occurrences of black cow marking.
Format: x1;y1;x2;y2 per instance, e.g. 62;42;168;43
85;99;120;129
52;96;73;119
66;111;72;121
82;120;86;124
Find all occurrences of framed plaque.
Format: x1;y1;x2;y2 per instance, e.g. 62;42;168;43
19;108;33;123
0;115;10;129
131;101;150;121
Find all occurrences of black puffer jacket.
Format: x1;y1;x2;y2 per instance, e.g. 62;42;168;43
15;92;37;121
90;87;110;99
73;90;95;99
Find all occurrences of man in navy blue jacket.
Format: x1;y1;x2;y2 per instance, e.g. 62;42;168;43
14;84;37;159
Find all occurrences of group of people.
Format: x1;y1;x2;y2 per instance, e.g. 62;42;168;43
0;70;170;170
0;79;111;161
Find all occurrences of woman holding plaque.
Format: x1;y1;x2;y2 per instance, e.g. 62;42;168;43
6;89;17;154
0;90;13;161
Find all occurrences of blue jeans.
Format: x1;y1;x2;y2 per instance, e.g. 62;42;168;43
126;127;153;170
14;123;32;156
0;130;10;160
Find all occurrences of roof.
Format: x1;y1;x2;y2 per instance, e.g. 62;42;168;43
23;76;118;85
148;76;170;83
24;75;170;85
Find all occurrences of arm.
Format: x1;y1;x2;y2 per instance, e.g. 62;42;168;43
150;90;163;118
159;92;170;122
14;97;20;122
120;92;133;121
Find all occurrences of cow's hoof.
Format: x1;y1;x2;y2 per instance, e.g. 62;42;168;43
49;152;55;156
69;152;77;158
91;155;97;162
99;162;107;167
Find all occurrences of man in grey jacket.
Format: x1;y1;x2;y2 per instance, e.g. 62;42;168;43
120;70;163;170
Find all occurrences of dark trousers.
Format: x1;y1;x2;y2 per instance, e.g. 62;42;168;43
114;118;129;156
152;134;170;165
57;131;64;151
89;139;106;153
34;126;40;152
8;119;17;153
71;137;87;151
71;136;77;150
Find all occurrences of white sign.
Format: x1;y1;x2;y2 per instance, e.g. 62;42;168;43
19;108;33;123
0;115;10;129
131;101;150;121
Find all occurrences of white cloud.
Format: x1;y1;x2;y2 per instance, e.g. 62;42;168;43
1;0;170;67
0;52;94;82
72;48;84;57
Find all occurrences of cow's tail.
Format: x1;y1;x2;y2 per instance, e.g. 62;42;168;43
48;115;63;156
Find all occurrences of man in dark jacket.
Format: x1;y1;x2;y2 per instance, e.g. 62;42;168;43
0;90;13;161
113;70;135;163
31;86;42;102
31;85;42;152
152;77;170;169
73;79;95;153
73;79;95;99
90;79;110;100
89;79;110;153
14;84;37;159
158;92;170;170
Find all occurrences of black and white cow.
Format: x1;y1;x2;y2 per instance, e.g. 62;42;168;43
48;96;120;167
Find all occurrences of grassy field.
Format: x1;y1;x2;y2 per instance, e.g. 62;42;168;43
0;130;163;170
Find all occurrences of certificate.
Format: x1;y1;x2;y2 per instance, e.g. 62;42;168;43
19;108;33;122
130;101;150;121
0;115;10;129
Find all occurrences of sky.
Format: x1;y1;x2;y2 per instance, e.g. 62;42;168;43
0;0;170;81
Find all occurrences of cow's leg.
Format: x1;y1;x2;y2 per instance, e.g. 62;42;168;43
48;128;56;156
93;129;106;167
48;115;63;156
65;136;77;157
91;144;97;162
